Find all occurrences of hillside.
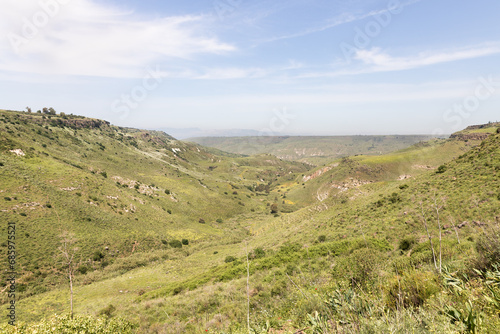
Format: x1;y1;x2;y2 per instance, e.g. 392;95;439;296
1;109;500;333
186;135;436;165
0;110;310;303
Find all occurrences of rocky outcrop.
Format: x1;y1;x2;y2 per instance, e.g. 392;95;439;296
449;133;491;141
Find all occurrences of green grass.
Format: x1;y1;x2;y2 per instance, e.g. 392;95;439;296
2;109;500;333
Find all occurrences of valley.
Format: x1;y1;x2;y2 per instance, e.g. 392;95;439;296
1;109;500;333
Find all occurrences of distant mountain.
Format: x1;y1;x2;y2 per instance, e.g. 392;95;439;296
186;135;439;165
156;127;262;139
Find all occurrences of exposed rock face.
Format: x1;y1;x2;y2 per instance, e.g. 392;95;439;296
9;149;25;156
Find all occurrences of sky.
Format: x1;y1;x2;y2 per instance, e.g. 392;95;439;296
1;0;500;137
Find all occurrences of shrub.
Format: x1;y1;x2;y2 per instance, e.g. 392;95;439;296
167;209;172;214
98;304;116;318
100;171;107;178
436;165;447;173
199;218;205;224
216;218;223;223
399;236;416;252
77;265;89;275
318;235;327;243
385;270;440;309
270;203;278;214
253;247;266;259
474;226;500;270
165;189;170;195
169;239;182;248
93;250;105;261
225;256;236;263
181;239;189;245
0;314;136;333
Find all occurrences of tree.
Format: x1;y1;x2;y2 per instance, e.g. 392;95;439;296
26;107;32;113
58;231;79;319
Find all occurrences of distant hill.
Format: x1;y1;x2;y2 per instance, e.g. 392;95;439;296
157;127;262;140
186;135;438;165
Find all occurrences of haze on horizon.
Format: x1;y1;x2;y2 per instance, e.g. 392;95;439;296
1;0;499;136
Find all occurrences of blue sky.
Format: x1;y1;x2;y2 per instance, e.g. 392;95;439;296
1;0;499;137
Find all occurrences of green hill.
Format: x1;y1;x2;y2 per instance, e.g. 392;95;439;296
2;109;500;333
186;135;436;165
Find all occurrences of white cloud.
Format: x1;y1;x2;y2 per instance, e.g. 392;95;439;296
0;0;235;78
354;45;500;72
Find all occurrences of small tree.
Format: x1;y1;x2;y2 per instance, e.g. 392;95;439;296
58;231;78;319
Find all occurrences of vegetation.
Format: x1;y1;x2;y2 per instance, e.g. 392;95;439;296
1;109;500;333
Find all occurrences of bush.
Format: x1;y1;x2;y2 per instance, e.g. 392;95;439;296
98;304;116;318
77;265;89;275
93;251;105;261
165;189;170;195
167;209;172;214
474;226;500;270
169;239;182;248
385;270;440;309
253;247;266;259
436;165;447;173
399;236;416;252
225;256;236;263
181;239;189;245
270;203;278;214
199;218;205;224
100;171;107;178
0;314;136;333
318;235;327;243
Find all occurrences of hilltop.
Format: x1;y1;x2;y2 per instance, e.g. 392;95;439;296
1;109;500;333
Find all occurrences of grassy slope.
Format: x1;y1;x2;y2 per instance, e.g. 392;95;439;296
2;109;500;333
0;110;310;304
187;135;436;165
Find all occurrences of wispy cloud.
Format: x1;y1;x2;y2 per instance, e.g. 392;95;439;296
259;0;422;43
0;0;235;78
298;43;500;78
355;44;500;72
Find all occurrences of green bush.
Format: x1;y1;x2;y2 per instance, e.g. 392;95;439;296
399;236;416;252
169;239;182;248
93;251;105;261
0;314;136;333
77;265;89;275
436;165;447;173
181;239;189;245
97;304;116;318
385;270;440;309
318;235;326;243
225;256;236;263
474;226;500;270
164;189;170;195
